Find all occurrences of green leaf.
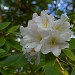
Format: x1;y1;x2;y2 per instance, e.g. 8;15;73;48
0;53;27;67
9;40;22;51
45;53;56;65
6;25;19;35
0;68;8;75
0;52;10;59
71;67;75;75
43;53;62;75
0;36;6;47
4;41;10;52
0;22;10;30
64;70;69;75
0;68;14;75
7;37;22;51
43;62;63;75
63;49;75;61
69;38;75;49
12;54;27;67
0;49;6;53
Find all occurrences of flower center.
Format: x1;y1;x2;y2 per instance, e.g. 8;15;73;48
31;48;36;52
50;37;57;45
53;25;61;31
43;18;49;28
37;33;42;41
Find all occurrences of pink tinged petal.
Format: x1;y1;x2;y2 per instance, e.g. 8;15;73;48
51;46;61;57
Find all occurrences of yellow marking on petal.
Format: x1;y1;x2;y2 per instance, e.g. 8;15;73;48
50;37;57;45
53;25;61;31
43;18;49;28
37;33;42;41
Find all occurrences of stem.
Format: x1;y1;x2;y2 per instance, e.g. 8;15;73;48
56;58;64;74
65;57;75;68
28;63;35;75
57;57;68;64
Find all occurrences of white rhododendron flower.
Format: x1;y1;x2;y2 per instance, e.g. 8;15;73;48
28;10;55;29
41;30;70;56
20;24;49;52
20;10;73;64
20;22;49;64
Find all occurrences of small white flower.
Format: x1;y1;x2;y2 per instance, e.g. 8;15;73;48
41;30;70;56
51;15;70;32
50;15;73;41
28;10;55;30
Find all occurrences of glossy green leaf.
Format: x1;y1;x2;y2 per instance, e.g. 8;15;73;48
7;36;22;51
6;26;19;35
63;49;75;61
0;36;6;47
12;54;27;67
43;53;62;75
69;38;75;49
0;52;10;59
45;53;56;65
10;42;22;51
0;68;8;75
0;53;27;67
71;67;75;75
0;68;14;75
0;22;10;30
8;39;22;51
0;49;6;53
43;62;63;75
4;41;10;52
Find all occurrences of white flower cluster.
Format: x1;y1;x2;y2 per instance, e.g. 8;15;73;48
20;10;73;64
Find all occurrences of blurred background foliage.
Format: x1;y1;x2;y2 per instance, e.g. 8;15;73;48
0;0;75;75
0;0;75;26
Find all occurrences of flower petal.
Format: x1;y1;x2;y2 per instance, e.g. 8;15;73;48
41;44;51;54
59;42;69;49
32;13;38;18
51;46;61;57
35;44;42;52
25;42;39;48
